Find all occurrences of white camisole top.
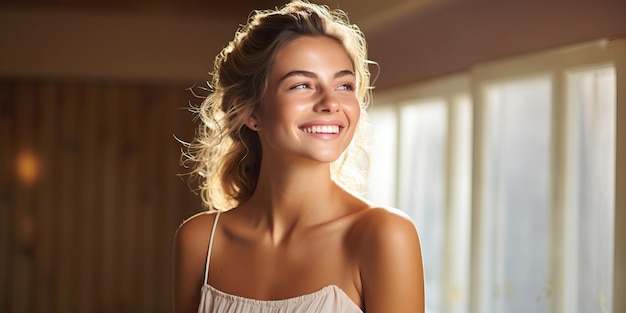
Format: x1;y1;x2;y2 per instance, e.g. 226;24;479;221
198;212;364;313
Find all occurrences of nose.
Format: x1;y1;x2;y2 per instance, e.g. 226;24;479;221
314;89;340;113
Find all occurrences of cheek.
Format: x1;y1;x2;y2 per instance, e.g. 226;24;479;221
257;105;291;134
345;99;361;124
260;105;288;127
257;97;279;126
262;98;308;125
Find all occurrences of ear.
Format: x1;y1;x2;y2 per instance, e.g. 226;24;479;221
245;115;260;131
233;96;260;131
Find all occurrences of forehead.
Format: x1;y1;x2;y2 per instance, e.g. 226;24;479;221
270;36;354;78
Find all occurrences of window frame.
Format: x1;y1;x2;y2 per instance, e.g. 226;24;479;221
369;39;626;313
470;39;625;313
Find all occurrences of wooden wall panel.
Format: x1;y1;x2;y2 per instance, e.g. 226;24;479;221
0;79;202;313
36;83;59;313
101;85;120;312
58;84;78;313
13;81;34;313
0;82;12;313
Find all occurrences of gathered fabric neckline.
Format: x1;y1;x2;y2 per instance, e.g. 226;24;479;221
201;283;363;311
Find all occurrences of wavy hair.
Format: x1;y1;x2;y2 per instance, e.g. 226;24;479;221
182;0;374;211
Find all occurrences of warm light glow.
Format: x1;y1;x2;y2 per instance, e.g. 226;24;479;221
16;149;40;186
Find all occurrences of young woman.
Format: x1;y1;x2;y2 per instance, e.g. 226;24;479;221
173;1;424;312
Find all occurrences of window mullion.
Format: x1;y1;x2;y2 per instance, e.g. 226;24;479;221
611;39;626;313
469;73;487;313
550;69;569;313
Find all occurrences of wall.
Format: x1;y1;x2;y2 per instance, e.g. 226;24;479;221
0;8;239;83
0;7;232;313
0;79;205;313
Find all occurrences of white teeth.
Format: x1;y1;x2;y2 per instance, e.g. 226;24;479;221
302;125;340;134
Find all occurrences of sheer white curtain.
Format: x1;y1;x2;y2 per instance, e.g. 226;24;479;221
563;66;616;313
480;76;553;313
366;40;622;313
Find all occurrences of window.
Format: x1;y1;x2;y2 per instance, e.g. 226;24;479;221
370;75;471;313
480;76;553;313
366;39;624;313
398;99;448;312
563;66;616;313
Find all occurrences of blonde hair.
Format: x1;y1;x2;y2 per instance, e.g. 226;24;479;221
182;0;374;211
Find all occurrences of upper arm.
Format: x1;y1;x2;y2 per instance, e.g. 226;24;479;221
357;208;424;313
172;213;214;313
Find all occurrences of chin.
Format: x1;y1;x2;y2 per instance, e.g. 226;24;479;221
300;151;343;164
315;153;346;164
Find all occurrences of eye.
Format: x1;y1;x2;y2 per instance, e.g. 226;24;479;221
337;83;355;91
290;83;311;90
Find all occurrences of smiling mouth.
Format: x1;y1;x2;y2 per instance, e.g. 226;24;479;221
300;125;341;134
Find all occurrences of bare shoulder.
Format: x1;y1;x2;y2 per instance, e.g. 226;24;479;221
173;211;220;278
348;206;424;313
349;206;419;248
172;210;219;313
175;210;218;243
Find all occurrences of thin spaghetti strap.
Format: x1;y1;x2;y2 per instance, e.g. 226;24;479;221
203;212;221;285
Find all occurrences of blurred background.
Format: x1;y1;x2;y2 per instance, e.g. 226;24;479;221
1;0;625;312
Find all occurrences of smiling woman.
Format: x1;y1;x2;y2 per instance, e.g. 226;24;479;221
172;1;425;313
253;36;360;164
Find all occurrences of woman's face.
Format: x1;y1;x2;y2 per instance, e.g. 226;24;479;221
252;35;360;164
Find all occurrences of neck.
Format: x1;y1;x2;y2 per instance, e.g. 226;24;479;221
243;155;340;242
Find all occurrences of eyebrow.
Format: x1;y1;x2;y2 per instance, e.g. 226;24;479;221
278;69;355;83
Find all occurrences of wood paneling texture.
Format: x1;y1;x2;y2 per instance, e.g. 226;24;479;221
0;79;203;313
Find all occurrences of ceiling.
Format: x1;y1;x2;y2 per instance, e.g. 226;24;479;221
0;0;282;18
0;0;435;31
0;0;443;86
